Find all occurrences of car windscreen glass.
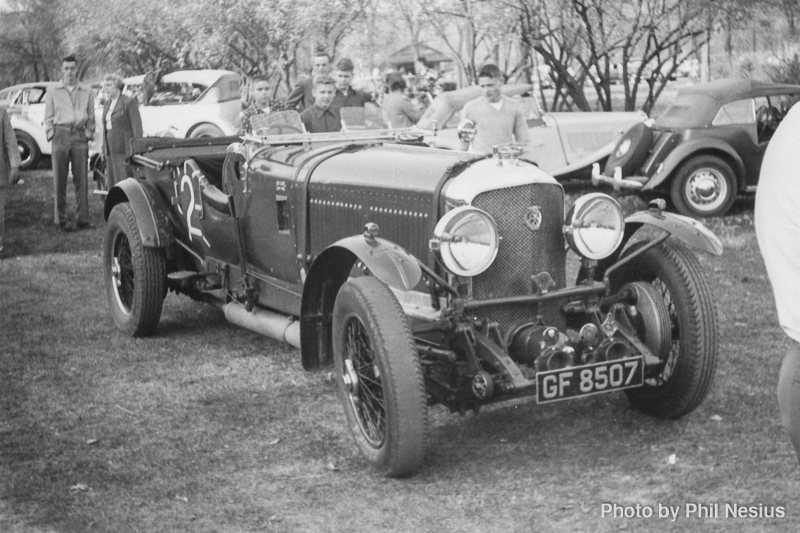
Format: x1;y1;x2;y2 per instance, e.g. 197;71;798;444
340;107;389;130
19;87;47;105
150;82;210;105
655;94;716;128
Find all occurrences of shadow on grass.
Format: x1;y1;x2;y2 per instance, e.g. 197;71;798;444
3;170;106;259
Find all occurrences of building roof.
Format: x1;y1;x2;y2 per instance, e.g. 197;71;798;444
388;44;452;65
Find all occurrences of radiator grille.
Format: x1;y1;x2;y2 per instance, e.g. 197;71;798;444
471;183;566;334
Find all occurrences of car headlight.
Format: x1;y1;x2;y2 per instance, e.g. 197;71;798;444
430;206;499;277
564;193;624;260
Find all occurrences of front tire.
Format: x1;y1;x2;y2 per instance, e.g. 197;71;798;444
332;277;428;478
670;155;736;217
611;240;718;419
15;130;41;170
104;203;166;336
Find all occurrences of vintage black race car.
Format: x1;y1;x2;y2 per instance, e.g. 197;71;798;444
103;110;722;477
592;78;800;217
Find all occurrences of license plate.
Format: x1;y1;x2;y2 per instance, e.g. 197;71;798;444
536;356;644;404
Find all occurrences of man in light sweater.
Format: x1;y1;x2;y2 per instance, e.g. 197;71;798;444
458;64;530;154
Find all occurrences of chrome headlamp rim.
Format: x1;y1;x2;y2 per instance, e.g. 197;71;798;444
564;192;625;260
430;206;499;277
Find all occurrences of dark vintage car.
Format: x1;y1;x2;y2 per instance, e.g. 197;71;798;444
592;78;800;217
103;110;722;477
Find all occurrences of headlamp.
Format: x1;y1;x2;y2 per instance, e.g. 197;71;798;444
430;206;499;277
564;193;625;260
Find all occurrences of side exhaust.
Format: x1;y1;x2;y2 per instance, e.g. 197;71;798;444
222;302;301;348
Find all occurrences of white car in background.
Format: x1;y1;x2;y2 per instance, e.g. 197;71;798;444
0;82;105;170
418;84;648;179
0;82;57;169
122;70;242;138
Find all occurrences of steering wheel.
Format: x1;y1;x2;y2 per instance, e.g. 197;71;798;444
756;106;780;138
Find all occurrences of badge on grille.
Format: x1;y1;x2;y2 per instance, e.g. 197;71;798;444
524;206;542;231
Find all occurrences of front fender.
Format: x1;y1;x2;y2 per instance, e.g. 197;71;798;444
641;138;745;191
299;235;422;370
104;178;174;248
324;235;422;291
625;210;723;256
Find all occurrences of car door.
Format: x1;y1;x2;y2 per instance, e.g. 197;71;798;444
232;148;302;285
709;98;761;186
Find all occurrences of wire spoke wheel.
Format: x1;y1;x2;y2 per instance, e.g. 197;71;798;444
332;277;427;478
103;203;166;337
342;315;386;446
111;233;135;313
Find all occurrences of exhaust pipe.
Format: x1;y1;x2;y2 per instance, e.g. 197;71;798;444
222;302;301;348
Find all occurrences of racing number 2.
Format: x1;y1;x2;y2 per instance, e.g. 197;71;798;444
537;357;643;403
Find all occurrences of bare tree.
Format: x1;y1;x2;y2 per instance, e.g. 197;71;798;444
508;0;712;113
0;0;63;83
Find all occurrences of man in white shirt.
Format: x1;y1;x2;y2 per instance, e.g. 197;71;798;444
755;102;800;465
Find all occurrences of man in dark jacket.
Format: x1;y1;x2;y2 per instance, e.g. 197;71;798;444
284;51;331;112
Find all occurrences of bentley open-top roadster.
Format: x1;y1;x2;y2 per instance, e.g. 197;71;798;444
103;110;722;477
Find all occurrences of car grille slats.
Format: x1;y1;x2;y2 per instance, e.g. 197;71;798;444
471;183;566;335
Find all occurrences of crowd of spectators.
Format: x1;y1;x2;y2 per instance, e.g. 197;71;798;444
239;52;450;134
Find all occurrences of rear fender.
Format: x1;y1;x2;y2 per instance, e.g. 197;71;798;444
642;139;745;191
299;235;422;370
104;178;174;248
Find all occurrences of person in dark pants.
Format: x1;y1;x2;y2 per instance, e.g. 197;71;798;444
44;55;96;231
0;107;21;255
101;73;143;189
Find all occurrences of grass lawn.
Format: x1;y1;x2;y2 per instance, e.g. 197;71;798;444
1;166;798;532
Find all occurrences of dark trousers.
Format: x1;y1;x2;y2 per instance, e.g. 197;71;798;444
51;127;89;225
778;340;800;465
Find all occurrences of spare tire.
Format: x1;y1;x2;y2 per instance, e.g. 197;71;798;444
603;121;653;177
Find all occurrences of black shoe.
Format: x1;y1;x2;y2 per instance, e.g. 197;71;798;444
76;222;94;230
59;223;73;232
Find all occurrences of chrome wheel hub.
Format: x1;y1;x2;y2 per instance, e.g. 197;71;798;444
687;169;727;210
343;358;360;395
111;257;122;288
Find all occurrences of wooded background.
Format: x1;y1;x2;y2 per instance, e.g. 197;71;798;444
2;0;800;113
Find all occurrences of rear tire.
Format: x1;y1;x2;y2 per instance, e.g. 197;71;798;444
611;240;718;419
332;277;428;478
104;203;166;336
15;130;41;170
189;124;224;138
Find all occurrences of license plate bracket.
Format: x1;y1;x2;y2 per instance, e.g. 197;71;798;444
536;356;645;404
